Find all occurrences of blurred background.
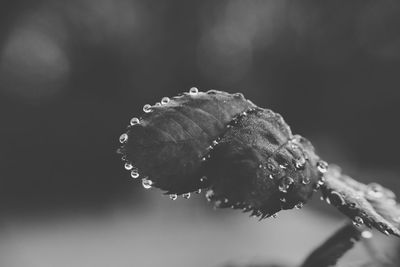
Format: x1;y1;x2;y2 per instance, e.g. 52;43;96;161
1;0;400;266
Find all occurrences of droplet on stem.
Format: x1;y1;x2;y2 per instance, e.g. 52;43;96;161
169;194;177;200
182;193;191;199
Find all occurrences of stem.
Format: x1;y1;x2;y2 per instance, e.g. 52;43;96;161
300;222;362;267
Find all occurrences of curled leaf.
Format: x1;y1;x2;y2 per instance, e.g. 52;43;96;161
203;108;322;217
118;89;255;194
321;165;400;237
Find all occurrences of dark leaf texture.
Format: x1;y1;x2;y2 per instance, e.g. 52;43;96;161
118;89;400;232
321;165;400;237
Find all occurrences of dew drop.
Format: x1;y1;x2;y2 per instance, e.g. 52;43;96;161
383;230;390;236
205;190;214;201
161;97;170;105
361;230;373;239
223;198;229;203
130;169;139;179
195;189;202;194
295;202;304;209
212;140;218;146
130;117;140;126
278;177;294;193
294;158;306;170
317;176;326;186
317;160;328;173
279;164;287;170
352;216;364;227
142;178;153;189
143;104;152;113
189;87;198;95
200;176;207;182
124;162;133;170
214;200;222;208
268;174;274;180
182;193;191;199
302;176;311;185
280;197;286;203
258;164;263;169
155;102;161;107
267;163;275;171
119;133;128;143
169;194;177;200
365;183;384;199
329;191;345;206
272;213;278;218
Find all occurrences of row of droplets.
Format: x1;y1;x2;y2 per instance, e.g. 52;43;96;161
119;87;201;190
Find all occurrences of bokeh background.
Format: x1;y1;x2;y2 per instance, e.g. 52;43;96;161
1;1;400;266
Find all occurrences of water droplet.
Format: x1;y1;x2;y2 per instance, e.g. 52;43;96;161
155;102;161;107
212;140;218;146
352;216;364;227
302;176;311;185
182;193;191;199
130;169;139;179
383;230;390;236
195;189;202;194
130;117;140;126
142;178;153;189
223;198;229;203
189;87;198;95
317;176;326;186
161;97;170;105
267;163;275;171
214;200;222;208
325;197;331;205
268;174;274;180
317;160;328;173
169;194;177;200
124;162;133;170
294;158;306;170
200;176;207;182
272;213;278;218
278;177;294;193
279;164;287;170
201;157;206;161
143;104;152;113
280;197;286;203
258;164;263;168
205;190;214;201
329;191;345;206
295;202;304;209
233;93;243;98
365;183;384;199
361;230;373;239
119;133;128;143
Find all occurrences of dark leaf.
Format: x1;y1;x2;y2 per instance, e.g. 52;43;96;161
118;89;255;194
203;108;322;217
321;165;400;237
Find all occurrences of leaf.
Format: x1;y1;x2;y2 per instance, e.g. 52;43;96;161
118;89;256;194
300;223;362;267
321;165;400;237
203;108;322;217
